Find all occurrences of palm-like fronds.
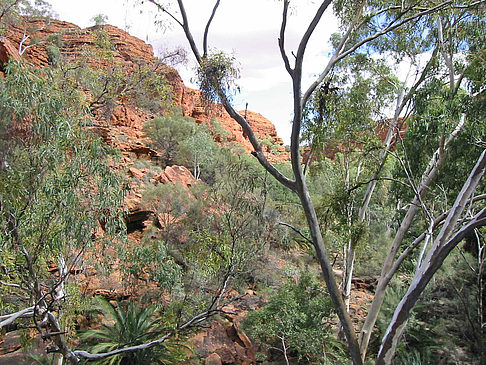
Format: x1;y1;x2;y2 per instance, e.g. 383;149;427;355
78;297;185;365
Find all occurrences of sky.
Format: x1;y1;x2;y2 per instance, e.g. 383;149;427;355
46;0;340;144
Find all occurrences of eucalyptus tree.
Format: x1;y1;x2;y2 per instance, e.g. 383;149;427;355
360;4;486;359
302;53;398;313
0;61;126;364
144;0;486;363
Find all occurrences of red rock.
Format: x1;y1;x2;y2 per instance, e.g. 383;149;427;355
0;38;20;64
3;18;288;163
215;347;235;364
163;165;195;187
128;167;145;180
154;172;170;184
205;353;222;365
234;323;253;349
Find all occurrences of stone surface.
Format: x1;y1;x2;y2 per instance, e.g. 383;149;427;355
205;353;223;365
3;18;288;163
162;165;195;187
0;17;290;365
0;38;20;64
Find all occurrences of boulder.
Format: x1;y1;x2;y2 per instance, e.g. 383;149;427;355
205;353;222;365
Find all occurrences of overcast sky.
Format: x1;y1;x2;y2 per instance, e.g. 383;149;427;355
46;1;340;143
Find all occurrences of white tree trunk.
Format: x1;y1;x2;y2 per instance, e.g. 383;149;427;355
359;117;467;359
376;149;486;364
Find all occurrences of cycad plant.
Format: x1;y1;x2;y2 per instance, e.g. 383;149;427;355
79;297;185;365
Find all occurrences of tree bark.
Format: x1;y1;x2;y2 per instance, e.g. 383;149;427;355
359;117;467;358
376;148;486;364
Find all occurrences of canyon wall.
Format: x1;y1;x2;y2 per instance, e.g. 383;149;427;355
0;18;287;162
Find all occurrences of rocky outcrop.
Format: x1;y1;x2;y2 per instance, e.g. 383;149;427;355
178;88;287;161
5;19;154;67
0;38;20;64
1;18;287;163
0;18;287;363
191;290;262;365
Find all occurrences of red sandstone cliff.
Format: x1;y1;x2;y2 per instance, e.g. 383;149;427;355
0;18;287;162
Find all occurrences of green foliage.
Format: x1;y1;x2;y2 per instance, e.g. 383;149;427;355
208;118;231;143
303;53;396;152
374;244;486;365
0;60;126;351
138;147;279;308
243;272;346;364
0;60;124;253
27;354;56;365
186;151;270;281
45;43;61;67
79;297;186;365
57;31;172;120
391;82;486;206
196;51;240;102
92;27;115;58
144;110;222;179
144;110;197;166
376;284;440;361
175;123;219;179
332;0;438;58
123;238;183;292
91;14;109;26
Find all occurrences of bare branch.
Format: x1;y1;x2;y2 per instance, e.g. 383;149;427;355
278;0;293;75
337;1;454;64
176;0;202;63
303;1;365;103
0;306;34;328
278;221;313;245
74;307;221;361
147;0;183;27
305;1;454;103
378;149;486;363
295;0;333;68
219;94;296;191
347;177;411;193
203;0;221;58
0;280;21;288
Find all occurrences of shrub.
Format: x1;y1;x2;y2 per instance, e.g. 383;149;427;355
243;272;346;364
79;297;186;365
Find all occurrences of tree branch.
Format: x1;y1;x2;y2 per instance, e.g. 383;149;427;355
219;94;296;191
278;221;313;245
176;0;202;63
0;306;34;328
74;307;221;361
302;1;364;103
378;148;486;363
304;1;454;103
203;0;221;58
278;0;293;75
0;0;20;22
147;0;183;27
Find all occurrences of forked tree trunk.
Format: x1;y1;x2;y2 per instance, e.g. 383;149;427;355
359;117;467;359
376;149;486;364
155;2;468;364
296;178;363;365
344;80;407;324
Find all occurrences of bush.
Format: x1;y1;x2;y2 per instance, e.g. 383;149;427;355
79;297;186;365
243;272;346;364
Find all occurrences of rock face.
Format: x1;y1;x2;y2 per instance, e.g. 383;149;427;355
1;18;288;163
0;17;289;242
0;17;286;363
